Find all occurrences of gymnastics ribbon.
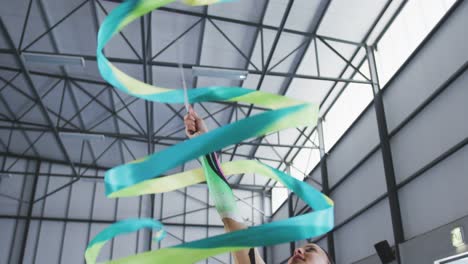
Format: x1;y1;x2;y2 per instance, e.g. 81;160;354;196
85;0;334;263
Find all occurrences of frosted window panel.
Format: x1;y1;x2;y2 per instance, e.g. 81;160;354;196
297;39;319;76
256;145;283;162
290;165;306;181
234;190;257;222
398;1;430;56
234;189;254;200
237;196;255;222
323;80;373;152
417;0;451;32
375;0;458;86
381;0;468;133
263;1;287;28
319;82;346;117
444;0;457;8
272;189;289;221
269;33;308;73
271;186;288;213
318;0;389;42
253;172;270;186
277;127;302;147
287;78;332;106
326;107;379;187
285;0;323;32
314;39;347;77
253;195;264;225
291;139;320;178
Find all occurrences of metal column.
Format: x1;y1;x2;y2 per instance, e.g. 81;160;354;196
17;161;41;264
317;118;335;262
366;45;404;263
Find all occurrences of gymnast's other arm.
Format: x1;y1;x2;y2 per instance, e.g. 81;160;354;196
184;106;265;264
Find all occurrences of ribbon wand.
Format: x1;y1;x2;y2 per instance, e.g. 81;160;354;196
179;63;197;135
179;63;190;113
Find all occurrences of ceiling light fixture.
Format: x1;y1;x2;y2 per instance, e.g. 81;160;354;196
192;66;248;80
59;132;105;141
23;52;85;67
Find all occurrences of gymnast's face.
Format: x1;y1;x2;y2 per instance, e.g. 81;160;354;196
287;243;330;264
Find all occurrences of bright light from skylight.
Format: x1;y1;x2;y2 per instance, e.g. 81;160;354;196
375;0;458;86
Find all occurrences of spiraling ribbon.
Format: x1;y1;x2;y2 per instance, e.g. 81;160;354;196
85;0;334;263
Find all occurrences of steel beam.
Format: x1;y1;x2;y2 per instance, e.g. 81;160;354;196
287;4;465;260
0;214;225;228
21;0;90;51
17;161;40;264
0;50;371;84
230;0;296;176
94;0;142;59
317;118;335;261
141;13;157;252
367;45;403;262
289;0;396;163
244;0;332;188
0;18;79;179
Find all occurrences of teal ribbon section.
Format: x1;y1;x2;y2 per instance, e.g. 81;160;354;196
89;218;165;247
85;218;165;264
176;166;333;249
105;103;310;195
86;0;334;263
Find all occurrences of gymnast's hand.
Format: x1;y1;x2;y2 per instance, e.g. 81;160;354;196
184;106;208;138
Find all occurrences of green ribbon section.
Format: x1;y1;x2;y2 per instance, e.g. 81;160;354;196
85;0;335;263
